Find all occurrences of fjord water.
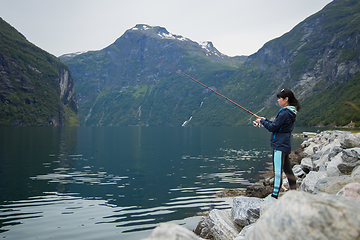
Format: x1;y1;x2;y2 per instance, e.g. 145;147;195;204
0;126;311;239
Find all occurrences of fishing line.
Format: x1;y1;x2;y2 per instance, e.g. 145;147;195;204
137;50;259;118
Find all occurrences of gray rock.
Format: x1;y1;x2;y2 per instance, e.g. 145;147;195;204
195;209;241;240
337;148;360;174
342;148;360;163
351;165;360;177
325;152;343;177
336;182;360;200
311;151;323;161
322;176;360;194
235;224;254;240
300;140;311;148
300;157;313;172
302;142;318;157
231;196;263;227
259;197;277;216
313;141;343;169
338;161;360;174
313;175;350;194
328;151;339;159
292;164;306;178
244;191;360;240
340;133;360;149
299;171;327;193
328;146;343;160
142;222;204;240
333;145;343;154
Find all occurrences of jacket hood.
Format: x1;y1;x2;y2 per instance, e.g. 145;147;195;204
285;106;297;115
284;106;297;122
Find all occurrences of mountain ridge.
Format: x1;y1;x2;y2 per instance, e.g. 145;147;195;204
63;23;245;126
62;0;360;127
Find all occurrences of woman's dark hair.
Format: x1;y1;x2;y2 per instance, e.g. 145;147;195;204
277;88;301;111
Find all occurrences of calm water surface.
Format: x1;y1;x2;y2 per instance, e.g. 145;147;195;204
0;126;316;239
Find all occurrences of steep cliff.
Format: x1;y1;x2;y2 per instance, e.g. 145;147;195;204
240;0;360;126
0;18;79;126
247;0;360;95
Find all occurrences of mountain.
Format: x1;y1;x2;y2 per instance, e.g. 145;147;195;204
62;24;246;126
0;18;79;126
239;0;360;127
63;0;360;127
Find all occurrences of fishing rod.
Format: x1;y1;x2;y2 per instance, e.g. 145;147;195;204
137;50;259;119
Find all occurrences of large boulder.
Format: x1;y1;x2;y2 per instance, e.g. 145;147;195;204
194;209;241;240
299;171;327;193
325;152;344;177
336;182;360;200
244;191;360;240
338;148;360;174
141;223;204;240
312;175;350;194
321;176;360;194
340;133;360;149
231;196;263;227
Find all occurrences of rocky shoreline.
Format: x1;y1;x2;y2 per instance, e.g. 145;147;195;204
142;130;360;240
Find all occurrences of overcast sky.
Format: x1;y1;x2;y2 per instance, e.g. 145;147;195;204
1;0;333;57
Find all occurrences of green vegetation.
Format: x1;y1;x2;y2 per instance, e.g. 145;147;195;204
64;30;244;126
297;73;360;127
290;52;308;80
61;0;359;127
337;48;360;63
0;17;79;126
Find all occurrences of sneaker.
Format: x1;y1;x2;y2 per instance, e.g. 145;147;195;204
263;195;277;200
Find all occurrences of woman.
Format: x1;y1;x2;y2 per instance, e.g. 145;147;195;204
255;88;301;199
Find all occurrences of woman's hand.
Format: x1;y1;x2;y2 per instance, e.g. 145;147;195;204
255;117;265;124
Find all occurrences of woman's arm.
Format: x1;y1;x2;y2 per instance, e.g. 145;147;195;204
259;111;287;132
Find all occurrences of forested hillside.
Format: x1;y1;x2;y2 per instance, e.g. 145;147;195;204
0;18;79;126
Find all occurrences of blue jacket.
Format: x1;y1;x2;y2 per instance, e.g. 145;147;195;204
260;106;297;154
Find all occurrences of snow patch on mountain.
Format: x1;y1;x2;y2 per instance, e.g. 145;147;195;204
130;24;225;58
158;32;188;41
199;41;223;58
131;24;189;42
131;25;152;31
58;51;87;61
199;41;211;52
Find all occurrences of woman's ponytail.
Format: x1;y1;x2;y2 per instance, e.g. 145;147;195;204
292;98;301;112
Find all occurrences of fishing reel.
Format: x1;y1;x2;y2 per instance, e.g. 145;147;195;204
252;121;261;128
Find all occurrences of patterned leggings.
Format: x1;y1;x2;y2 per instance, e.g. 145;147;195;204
271;150;297;199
